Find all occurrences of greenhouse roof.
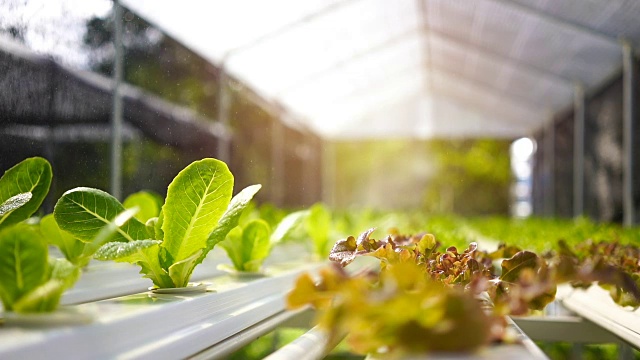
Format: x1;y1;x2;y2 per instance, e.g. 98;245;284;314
122;0;640;140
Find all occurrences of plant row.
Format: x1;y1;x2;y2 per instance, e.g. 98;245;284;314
287;226;640;356
0;157;333;314
2;156;640;357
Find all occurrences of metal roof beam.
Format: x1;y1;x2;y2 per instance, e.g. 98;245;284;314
431;92;539;128
311;74;541;137
485;0;620;46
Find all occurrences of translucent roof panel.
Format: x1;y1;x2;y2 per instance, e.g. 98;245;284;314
430;72;542;128
428;33;573;110
331;94;429;139
510;0;640;45
121;0;638;139
429;95;534;138
227;0;421;96
122;0;345;61
299;70;426;138
426;0;622;88
336;93;535;140
279;32;425;121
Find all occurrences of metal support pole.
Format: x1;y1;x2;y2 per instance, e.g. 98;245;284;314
271;117;285;206
573;84;585;218
110;0;124;200
545;118;555;217
622;41;636;227
44;126;56;213
217;65;231;163
619;342;634;360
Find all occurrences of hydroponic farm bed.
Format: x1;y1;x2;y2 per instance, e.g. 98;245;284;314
0;254;322;359
1;157;639;360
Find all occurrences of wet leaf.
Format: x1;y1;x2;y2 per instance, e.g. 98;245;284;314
500;251;539;283
329;235;357;267
0;157;52;230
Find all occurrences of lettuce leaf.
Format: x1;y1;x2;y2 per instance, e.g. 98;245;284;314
41;214;86;266
123;191;163;223
220;219;271;272
162;158;233;263
95;240;173;288
0;224;48;310
0;157;52;230
54;187;148;243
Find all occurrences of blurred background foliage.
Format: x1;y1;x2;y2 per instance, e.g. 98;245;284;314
333;138;511;215
423;139;511;215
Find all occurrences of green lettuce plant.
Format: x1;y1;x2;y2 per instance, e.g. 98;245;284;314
0;157;132;313
54;158;261;288
0;209;137;313
122;190;163;223
0;224;80;313
40;210;135;268
218;210;309;273
219;219;271;273
304;203;332;258
39;189;153;268
41;214;89;267
0;157;59;313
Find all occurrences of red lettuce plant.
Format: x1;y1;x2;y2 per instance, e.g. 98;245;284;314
288;228;640;355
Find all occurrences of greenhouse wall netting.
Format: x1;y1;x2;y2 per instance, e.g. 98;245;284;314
532;62;640;223
0;8;321;210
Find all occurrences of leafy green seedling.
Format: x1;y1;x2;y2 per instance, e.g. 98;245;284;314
270;210;309;245
54;158;261;288
0;223;80;312
123;190;163;223
257;203;286;228
219;220;271;273
41;208;140;268
305;203;332;258
0;157;52;230
41;214;87;267
219;210;309;273
0;209;138;313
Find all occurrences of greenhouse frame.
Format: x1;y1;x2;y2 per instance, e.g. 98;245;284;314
1;0;640;359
